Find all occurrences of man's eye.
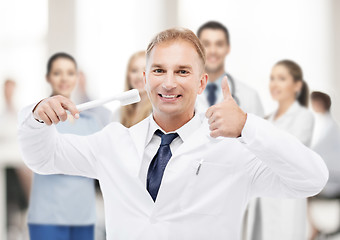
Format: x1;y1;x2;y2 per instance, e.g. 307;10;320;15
179;70;189;74
154;69;164;73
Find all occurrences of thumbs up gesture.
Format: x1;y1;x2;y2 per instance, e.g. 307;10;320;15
205;76;247;138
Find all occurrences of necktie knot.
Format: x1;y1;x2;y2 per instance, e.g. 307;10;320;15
155;129;178;146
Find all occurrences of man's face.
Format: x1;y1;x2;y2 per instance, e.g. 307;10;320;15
144;40;207;119
199;29;230;73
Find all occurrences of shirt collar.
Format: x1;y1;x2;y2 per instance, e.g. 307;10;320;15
282;101;301;117
204;73;225;96
145;113;201;147
206;72;224;84
270;101;301;122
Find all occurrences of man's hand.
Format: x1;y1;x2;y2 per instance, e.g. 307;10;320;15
205;76;247;138
33;95;79;126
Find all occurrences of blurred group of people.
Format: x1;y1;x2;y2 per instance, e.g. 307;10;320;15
1;20;340;240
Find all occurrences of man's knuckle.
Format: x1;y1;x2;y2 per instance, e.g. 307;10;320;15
60;111;67;117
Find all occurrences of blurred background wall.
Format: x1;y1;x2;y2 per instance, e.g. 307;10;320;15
0;0;339;116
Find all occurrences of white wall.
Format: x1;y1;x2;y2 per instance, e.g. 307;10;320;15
0;0;48;110
332;0;340;121
75;0;172;110
1;0;338;118
178;0;335;116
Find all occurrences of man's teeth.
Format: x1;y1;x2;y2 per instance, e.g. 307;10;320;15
161;94;178;98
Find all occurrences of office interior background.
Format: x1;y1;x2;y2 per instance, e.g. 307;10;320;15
1;0;340;239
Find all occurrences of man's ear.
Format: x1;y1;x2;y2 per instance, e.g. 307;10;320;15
46;75;50;83
143;71;148;92
143;71;147;85
198;73;208;95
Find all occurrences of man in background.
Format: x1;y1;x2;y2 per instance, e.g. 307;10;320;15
310;91;340;198
197;21;265;240
196;21;264;116
308;91;340;239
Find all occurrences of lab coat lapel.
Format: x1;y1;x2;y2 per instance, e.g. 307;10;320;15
172;117;213;159
128;116;150;176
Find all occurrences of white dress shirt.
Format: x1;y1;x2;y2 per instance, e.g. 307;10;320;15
18;104;328;240
140;113;201;186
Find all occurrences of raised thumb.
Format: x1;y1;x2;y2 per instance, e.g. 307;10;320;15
221;76;231;99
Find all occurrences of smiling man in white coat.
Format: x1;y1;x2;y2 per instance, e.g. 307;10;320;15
18;28;328;240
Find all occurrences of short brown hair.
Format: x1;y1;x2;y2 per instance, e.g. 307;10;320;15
146;28;206;67
311;91;331;111
197;21;230;45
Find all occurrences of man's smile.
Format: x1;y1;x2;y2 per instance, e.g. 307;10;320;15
158;93;183;102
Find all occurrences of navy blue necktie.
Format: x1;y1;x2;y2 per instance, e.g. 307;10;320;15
147;130;179;202
206;83;218;106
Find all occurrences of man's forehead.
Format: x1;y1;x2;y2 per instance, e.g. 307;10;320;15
200;29;227;42
152;40;197;54
150;62;193;69
148;41;199;62
145;39;205;72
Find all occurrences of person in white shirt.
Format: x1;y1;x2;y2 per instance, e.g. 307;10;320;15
18;28;328;240
248;60;315;240
309;91;340;240
196;21;264;116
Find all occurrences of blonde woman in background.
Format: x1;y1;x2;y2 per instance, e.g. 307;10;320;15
250;59;314;240
114;51;152;127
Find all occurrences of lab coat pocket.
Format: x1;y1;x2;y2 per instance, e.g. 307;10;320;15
180;159;235;216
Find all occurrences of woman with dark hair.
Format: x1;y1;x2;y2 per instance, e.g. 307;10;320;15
27;52;107;240
252;60;315;240
267;59;313;145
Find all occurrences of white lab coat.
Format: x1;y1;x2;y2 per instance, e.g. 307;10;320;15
253;101;315;240
312;113;340;198
196;77;264;117
18;105;327;240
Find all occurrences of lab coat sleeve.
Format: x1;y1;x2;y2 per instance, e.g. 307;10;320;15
239;114;329;199
17;104;104;179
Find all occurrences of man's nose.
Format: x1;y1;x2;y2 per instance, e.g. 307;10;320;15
162;73;177;90
207;45;218;55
